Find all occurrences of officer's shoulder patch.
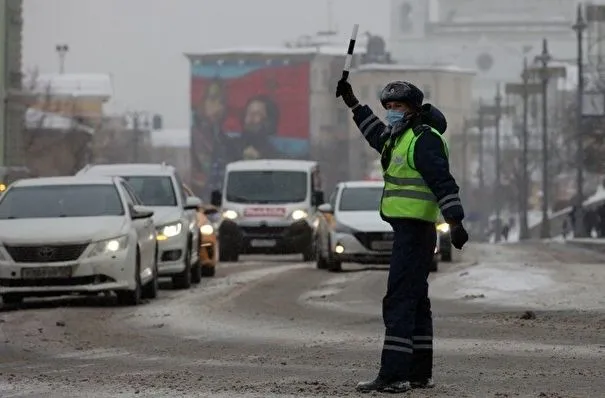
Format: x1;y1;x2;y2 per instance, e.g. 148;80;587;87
412;124;431;136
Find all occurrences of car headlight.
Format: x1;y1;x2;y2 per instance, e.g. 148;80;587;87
334;221;356;234
157;222;183;240
222;209;238;220
88;235;129;257
291;209;308;221
200;224;214;235
437;223;450;233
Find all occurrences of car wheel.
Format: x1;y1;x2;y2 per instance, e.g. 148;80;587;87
201;266;216;277
2;293;24;306
142;245;159;299
172;240;192;289
191;241;202;285
302;239;315;262
328;259;342;272
315;238;328;270
117;249;142;306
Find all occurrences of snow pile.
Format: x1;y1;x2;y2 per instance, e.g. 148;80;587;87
430;262;561;308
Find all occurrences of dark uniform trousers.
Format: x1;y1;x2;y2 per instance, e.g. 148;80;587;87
378;218;437;381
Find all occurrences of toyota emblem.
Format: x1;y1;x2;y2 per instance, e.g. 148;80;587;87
38;247;56;259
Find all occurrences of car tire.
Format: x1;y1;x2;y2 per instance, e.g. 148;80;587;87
142;245;159;300
191;239;202;284
328;259;342;272
117;249;142;306
172;241;192;289
430;257;439;272
220;246;239;262
302;240;315;262
2;294;24;306
315;238;328;270
201;266;215;277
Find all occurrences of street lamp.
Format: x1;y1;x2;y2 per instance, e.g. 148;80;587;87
505;60;543;239
573;3;588;237
56;44;69;74
493;84;503;242
534;38;552;239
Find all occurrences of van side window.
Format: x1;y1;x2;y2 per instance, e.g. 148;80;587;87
311;168;323;193
329;189;337;209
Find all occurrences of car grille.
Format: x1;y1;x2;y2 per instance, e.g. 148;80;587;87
240;226;287;237
4;243;89;263
353;232;394;251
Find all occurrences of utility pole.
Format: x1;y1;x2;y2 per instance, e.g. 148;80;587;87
477;96;514;242
56;44;69;74
505;61;542;240
494;84;503;242
477;99;486;239
462;118;469;199
535;38;552;239
573;3;588;237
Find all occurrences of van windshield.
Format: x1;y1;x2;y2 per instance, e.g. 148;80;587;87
225;170;307;204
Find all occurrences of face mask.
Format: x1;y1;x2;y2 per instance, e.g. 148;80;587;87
385;109;406;126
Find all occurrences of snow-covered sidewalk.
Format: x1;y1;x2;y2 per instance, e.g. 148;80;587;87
430;244;605;311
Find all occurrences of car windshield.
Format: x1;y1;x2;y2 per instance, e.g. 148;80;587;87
225;170;307;204
339;187;383;211
121;176;177;206
0;184;124;219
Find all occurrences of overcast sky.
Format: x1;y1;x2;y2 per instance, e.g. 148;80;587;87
22;0;403;129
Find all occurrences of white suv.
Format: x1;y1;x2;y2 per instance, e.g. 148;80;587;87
77;164;202;289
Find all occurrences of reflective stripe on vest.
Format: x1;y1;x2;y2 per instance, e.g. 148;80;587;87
380;126;448;222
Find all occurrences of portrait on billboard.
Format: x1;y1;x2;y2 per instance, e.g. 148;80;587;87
189;58;311;198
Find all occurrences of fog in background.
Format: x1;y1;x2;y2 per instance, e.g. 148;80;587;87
22;0;409;128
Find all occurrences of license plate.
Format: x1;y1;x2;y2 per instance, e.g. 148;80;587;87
371;241;393;251
250;239;277;248
21;266;72;279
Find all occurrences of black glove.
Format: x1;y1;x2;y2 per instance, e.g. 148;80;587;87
450;223;469;250
336;79;359;108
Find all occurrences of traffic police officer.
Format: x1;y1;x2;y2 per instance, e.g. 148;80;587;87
336;79;469;393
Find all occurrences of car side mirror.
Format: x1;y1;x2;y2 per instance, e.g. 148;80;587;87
210;190;222;207
131;205;154;220
312;191;324;207
318;203;333;213
184;196;202;210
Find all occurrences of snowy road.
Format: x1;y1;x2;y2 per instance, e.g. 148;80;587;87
0;243;604;397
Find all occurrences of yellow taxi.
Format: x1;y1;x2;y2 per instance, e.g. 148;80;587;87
183;184;219;277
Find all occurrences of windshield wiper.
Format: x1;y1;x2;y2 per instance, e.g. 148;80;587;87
227;195;252;203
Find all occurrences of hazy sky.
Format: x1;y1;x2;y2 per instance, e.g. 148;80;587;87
23;0;396;129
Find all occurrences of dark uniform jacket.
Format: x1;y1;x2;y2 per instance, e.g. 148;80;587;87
352;103;465;225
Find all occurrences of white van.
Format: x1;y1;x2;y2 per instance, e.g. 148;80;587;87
210;159;325;262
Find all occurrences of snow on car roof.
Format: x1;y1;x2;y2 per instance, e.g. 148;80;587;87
13;176;117;187
340;180;385;188
226;159;317;172
78;163;175;177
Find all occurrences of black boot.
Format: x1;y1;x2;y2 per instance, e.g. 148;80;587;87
356;377;411;393
410;377;435;389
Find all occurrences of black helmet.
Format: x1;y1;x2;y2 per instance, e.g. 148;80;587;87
379;81;424;109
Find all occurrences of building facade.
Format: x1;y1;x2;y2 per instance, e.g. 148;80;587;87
0;0;24;167
185;47;363;198
388;0;582;98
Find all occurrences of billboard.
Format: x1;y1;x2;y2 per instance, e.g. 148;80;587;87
189;58;310;198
